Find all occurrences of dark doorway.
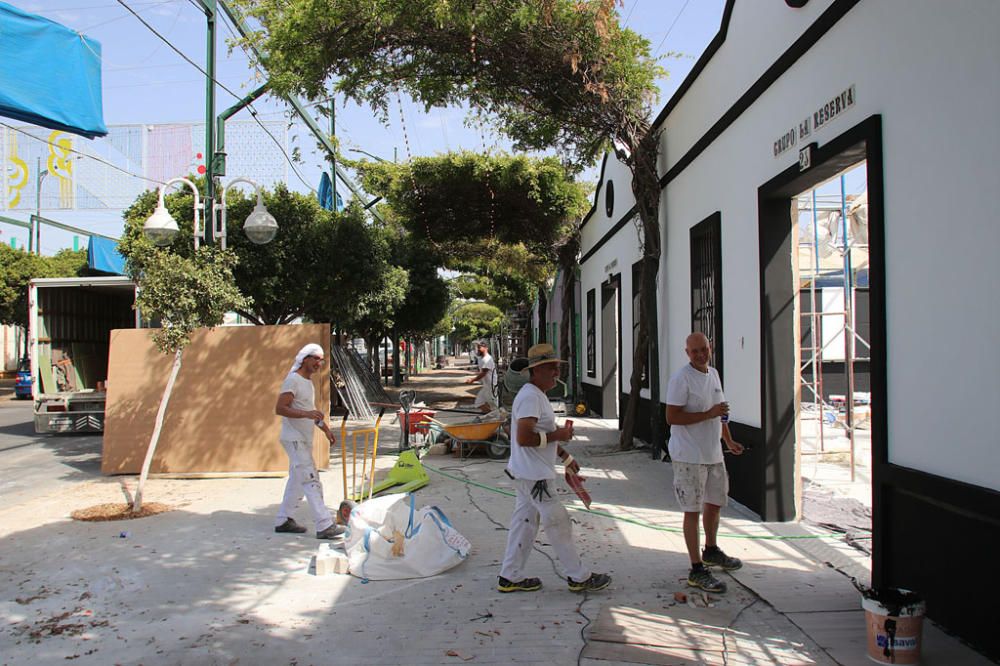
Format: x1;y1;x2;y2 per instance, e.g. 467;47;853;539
756;115;884;526
600;276;620;418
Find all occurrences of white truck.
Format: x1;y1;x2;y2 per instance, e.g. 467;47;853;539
28;276;139;433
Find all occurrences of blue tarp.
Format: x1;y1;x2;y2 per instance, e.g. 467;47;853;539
88;236;126;275
0;2;107;139
317;172;344;211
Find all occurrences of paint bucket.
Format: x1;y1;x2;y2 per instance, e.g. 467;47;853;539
862;588;925;664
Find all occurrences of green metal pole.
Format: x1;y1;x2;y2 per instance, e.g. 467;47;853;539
330;95;337;210
215;83;270;178
216;0;382;221
204;0;217;245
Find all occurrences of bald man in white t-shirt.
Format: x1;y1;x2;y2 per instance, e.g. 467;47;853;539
665;332;745;594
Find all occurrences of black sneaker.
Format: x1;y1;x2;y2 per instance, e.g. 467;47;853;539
567;573;611;592
274;518;307;534
497;576;542;593
687;566;727;593
316;524;346;540
702;546;743;571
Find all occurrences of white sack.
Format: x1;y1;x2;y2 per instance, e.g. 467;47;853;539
346;492;471;580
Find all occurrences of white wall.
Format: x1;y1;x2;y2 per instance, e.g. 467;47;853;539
579;157;640;390
656;0;1000;489
2;324;23;372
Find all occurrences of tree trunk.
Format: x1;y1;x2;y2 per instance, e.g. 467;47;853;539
619;128;663;453
133;348;183;513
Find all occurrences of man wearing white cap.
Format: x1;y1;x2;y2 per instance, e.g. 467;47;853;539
465;340;498;413
497;343;611;594
273;343;344;539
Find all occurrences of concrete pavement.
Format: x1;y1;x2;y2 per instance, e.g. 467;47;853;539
0;411;991;665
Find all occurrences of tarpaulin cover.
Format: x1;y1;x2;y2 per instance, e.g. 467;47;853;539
88;236;126;275
317;172;343;211
0;2;107;139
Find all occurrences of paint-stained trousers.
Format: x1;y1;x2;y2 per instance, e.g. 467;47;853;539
275;439;334;532
500;478;589;583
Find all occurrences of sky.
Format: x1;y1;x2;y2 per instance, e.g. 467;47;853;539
5;0;727;254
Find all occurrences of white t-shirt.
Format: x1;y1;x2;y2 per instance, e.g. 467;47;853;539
474;352;498;408
478;353;497;393
665;364;725;464
279;372;317;442
506;382;558;481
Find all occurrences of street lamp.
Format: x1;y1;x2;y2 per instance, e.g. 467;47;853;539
143;177;202;248
214;177;277;249
144;177;277;249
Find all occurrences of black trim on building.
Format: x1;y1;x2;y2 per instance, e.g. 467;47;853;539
581;210;636;265
758;114;881;524
651;0;736;129
659;0;860;189
581;382;603;417
583;0;861;266
579;153;610;231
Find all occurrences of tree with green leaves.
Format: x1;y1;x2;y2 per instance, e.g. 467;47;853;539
0;246;93;356
451;301;505;346
237;0;666;449
354;151;587;366
125;241;250;513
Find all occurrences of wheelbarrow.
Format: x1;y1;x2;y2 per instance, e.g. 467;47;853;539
428;418;510;460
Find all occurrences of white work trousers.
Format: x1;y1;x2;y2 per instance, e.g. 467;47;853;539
500;477;589;583
275;439;333;532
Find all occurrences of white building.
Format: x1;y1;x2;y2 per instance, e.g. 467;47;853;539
576;0;999;657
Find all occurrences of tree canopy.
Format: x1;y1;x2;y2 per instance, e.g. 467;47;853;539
237;0;668;448
237;0;661;167
450;301;505;345
0;246;92;332
126;244;250;354
353;151;587;315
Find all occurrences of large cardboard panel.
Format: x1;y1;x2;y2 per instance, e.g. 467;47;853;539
102;324;330;474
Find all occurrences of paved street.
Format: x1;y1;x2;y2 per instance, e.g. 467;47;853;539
0;372;991;665
0;397;103;507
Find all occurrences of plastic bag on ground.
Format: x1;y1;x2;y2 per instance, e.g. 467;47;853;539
345;492;472;580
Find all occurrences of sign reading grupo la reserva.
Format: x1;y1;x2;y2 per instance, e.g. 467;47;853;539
773;85;856;158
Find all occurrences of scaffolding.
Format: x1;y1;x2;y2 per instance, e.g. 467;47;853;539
796;172;871;481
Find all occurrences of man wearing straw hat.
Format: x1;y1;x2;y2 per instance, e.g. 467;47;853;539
497;343;611;593
273;343;345;540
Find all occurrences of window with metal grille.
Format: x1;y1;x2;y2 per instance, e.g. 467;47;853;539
690;212;723;380
586;289;596;377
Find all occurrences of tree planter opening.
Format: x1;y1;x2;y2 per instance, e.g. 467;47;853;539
71;502;174;522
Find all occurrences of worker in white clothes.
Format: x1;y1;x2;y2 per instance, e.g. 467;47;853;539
665;332;745;593
497;343;611;593
465;340;498;413
273;343;344;540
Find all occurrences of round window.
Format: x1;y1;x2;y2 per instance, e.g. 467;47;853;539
605;181;615;217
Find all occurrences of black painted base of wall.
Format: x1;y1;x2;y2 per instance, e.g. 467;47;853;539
877;465;1000;661
580;383;603;418
619;392;658;447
